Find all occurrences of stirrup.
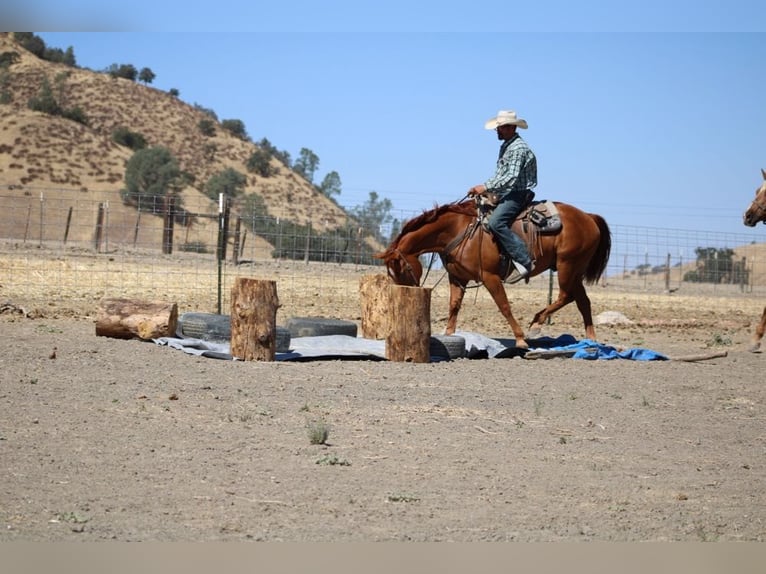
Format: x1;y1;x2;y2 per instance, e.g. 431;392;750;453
506;260;532;285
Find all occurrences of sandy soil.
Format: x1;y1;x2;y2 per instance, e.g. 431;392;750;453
1;298;764;541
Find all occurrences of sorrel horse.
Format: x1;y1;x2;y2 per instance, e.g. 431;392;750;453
376;197;611;349
742;168;766;353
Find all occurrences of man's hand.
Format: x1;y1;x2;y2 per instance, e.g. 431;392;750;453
468;184;486;197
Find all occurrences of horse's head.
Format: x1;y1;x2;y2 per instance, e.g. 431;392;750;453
374;248;423;286
744;168;766;227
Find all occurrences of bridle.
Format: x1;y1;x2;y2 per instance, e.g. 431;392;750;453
748;190;766;220
388;248;420;286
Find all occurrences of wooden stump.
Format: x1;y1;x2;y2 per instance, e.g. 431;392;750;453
230;277;279;361
385;285;431;363
95;298;178;340
359;273;391;339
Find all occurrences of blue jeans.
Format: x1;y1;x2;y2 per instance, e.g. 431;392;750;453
487;191;533;267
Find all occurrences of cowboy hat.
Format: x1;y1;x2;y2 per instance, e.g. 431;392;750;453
484;110;528;130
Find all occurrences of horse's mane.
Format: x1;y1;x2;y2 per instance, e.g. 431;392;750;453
388;200;475;250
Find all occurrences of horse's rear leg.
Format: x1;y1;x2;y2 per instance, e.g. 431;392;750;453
528;289;574;337
572;282;597;340
483;276;527;348
750;306;766;353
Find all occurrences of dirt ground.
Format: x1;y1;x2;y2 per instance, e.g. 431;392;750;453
1;282;765;542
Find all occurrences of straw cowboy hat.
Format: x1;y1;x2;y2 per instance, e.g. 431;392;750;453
484;110;528;130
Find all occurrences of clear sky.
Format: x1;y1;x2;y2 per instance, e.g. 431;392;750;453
16;3;766;238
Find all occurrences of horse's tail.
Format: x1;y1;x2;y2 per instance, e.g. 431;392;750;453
584;213;611;284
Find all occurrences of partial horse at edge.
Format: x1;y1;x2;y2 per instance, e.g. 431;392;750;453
743;168;766;353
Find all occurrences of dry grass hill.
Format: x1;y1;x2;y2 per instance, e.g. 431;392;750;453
0;32;362;252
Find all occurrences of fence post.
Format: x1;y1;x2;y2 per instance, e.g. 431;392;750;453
63;206;73;244
304;221;311;264
94;202;105;252
232;215;242;264
665;253;671;292
216;193;225;314
162;195;175;254
38;191;44;247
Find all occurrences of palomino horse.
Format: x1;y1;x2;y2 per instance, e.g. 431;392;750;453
743;168;766;353
376;197;611;349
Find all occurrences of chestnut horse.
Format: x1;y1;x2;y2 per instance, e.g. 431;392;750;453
376;198;611;349
742;168;766;353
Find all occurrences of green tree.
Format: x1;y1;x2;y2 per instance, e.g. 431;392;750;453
28;77;61;115
198;118;216;137
0;51;20;68
318;170;342;198
204;168;247;201
246;149;276;177
138;67;156;85
112;126;147;150
293;147;319;183
13;33;45;58
684;247;737;284
221;118;249;141
350;191;393;243
169;88;180;97
257;138;291;167
106;63;138;81
122;147;181;207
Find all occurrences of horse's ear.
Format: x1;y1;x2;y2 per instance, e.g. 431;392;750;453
761;168;766;181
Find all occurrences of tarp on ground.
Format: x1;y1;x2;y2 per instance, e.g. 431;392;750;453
153;331;668;362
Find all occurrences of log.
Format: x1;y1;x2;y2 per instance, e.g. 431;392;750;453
95;298;178;340
669;350;728;362
359;273;391;339
230;277;279;361
385;285;431;363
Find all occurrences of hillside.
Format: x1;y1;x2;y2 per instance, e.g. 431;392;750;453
0;33;362;252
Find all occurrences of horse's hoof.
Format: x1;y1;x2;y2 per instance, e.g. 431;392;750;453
748;344;762;353
516;339;529;350
526;325;542;338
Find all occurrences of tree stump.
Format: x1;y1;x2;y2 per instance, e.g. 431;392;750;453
385;285;431;363
230;277;279;361
359;273;391;339
95;298;178;340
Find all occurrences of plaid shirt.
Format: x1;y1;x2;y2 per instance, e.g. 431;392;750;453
484;133;537;194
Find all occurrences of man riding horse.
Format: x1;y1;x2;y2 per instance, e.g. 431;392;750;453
469;110;537;284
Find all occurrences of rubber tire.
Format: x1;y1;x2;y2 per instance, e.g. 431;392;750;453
430;335;466;360
286;317;358;338
177;312;291;352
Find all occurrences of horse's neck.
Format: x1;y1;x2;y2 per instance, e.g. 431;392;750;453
400;213;473;255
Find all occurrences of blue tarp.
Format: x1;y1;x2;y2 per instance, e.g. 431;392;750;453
545;337;668;361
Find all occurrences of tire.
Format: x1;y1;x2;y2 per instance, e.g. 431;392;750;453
430;335;466;360
286;317;358;338
177;312;291;352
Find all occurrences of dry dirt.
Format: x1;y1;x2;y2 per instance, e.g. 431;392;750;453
2;279;765;542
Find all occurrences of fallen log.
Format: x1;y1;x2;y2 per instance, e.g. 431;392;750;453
95;298;178;340
669;350;728;362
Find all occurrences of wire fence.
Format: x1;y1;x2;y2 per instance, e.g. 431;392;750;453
2;187;766;318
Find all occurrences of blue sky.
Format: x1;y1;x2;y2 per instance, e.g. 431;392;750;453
19;5;766;238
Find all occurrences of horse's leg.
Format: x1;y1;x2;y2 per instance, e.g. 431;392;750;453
750;306;766;353
571;282;596;340
527;270;578;337
445;279;467;335
483;276;528;348
529;277;597;340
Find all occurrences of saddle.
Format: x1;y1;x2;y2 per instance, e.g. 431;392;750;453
476;191;562;236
